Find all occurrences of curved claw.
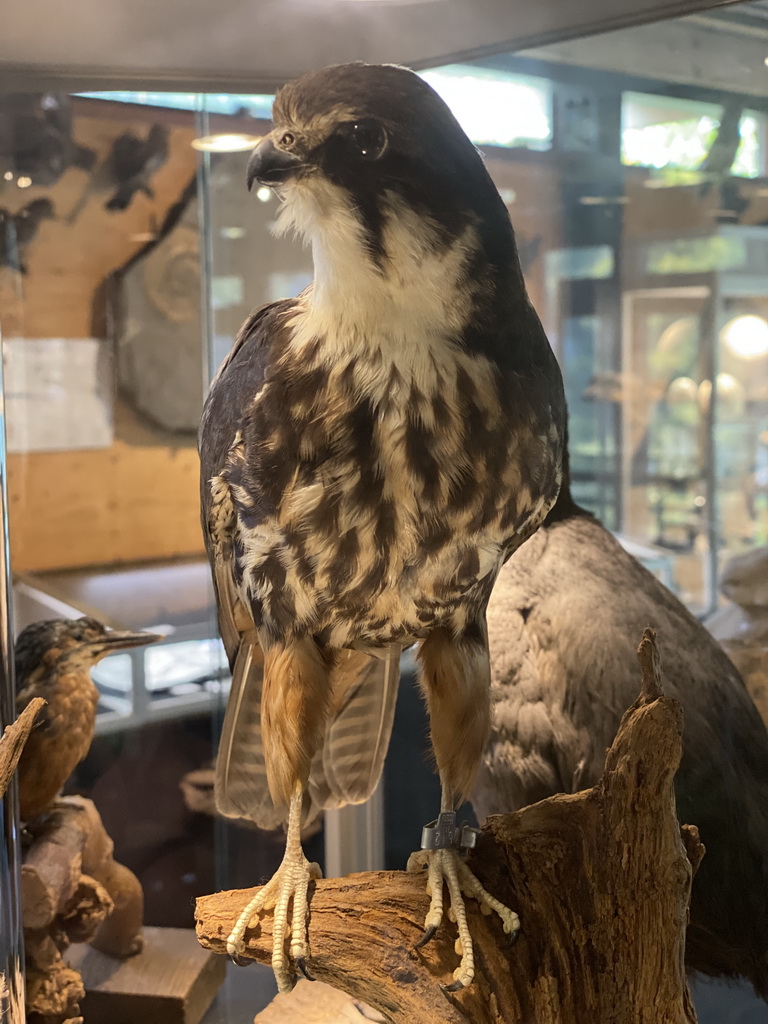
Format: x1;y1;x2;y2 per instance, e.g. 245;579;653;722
415;924;438;949
296;956;315;982
508;927;521;948
442;979;466;993
230;953;252;967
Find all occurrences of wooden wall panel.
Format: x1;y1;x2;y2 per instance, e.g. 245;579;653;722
8;442;202;572
1;98;205;573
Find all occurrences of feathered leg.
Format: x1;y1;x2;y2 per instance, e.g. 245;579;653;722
226;639;330;993
408;625;519;989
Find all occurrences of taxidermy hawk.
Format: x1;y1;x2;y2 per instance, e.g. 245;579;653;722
198;61;565;993
474;450;768;999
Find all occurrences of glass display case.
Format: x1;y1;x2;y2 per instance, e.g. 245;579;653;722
619;225;768;613
2;3;768;1022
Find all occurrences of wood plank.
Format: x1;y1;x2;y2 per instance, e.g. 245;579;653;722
8;440;203;571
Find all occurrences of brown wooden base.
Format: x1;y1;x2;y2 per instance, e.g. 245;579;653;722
66;926;226;1024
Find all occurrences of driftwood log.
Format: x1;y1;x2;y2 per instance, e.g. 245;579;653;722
23;796;145;1024
196;630;702;1024
0;696;45;799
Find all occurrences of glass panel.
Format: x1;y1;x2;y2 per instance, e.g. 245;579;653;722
2;3;768;1022
0;91;245;1017
622;294;711;609
196;13;768;1018
494;5;768;617
420;65;553;149
0;357;24;1024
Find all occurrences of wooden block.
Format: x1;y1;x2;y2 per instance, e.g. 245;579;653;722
66;926;226;1024
254;980;385;1024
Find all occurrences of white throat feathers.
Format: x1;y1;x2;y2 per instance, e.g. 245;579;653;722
273;177;483;368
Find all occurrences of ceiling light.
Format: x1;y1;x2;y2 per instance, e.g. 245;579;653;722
17;176;31;188
255;186;272;203
191;133;261;153
3;171;13;181
721;315;768;360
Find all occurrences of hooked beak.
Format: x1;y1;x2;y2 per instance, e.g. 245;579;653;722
90;629;163;653
246;137;307;191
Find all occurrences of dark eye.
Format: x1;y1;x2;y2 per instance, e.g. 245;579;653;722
344;121;387;161
280;131;295;147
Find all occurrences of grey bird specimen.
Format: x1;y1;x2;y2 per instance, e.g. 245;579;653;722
199;62;564;992
473;447;768;998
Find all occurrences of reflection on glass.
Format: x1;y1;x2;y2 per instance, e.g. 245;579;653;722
421;65;553;148
622;92;765;178
0;2;767;1019
622;307;709;606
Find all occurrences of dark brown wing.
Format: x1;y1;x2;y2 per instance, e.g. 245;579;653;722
199;298;298;668
201;299;401;828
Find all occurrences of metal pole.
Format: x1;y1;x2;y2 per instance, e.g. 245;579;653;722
0;329;24;1023
324;787;385;877
700;277;720;617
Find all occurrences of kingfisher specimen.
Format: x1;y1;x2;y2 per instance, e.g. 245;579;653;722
15;617;160;822
199;61;565;993
473;448;768;999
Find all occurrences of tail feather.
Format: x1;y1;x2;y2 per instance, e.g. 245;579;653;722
214;639;282;830
215;642;401;830
308;646;401;812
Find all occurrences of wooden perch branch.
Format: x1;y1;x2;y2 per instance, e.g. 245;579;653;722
0;696;45;799
196;629;702;1024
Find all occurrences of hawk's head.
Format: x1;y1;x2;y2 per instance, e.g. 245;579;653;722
247;63;515;273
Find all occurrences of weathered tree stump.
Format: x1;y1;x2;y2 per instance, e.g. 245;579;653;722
196;630;702;1023
22;796;145;1023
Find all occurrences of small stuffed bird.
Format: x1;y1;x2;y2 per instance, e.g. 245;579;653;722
15;618;160;822
0;197;55;274
473;452;768;998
